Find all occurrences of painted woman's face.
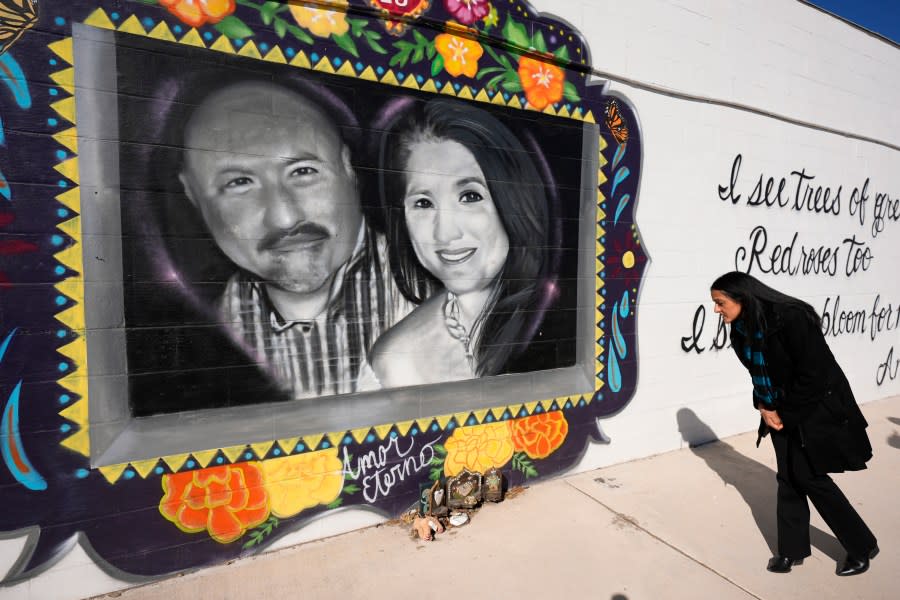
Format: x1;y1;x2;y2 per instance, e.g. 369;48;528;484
711;290;742;323
403;139;509;295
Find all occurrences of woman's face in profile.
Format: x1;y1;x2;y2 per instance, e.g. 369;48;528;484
402;138;509;295
711;289;742;323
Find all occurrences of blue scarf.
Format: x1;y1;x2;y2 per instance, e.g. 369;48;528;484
733;320;779;408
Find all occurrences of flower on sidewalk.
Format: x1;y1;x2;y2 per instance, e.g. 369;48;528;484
434;29;483;77
159;0;235;28
443;0;491;26
288;0;350;38
159;463;269;544
517;55;564;110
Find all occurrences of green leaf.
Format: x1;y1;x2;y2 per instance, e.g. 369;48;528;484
434;445;447;456
343;484;361;495
333;32;360;58
347;17;367;37
260;1;281;26
476;66;506;80
483;43;513;71
240;517;279;550
412;44;425;63
273;17;288;39
214;16;255;40
553;45;570;62
512;451;538;478
486;73;506;90
430;466;444;482
365;33;389;55
501;16;530;48
563;81;581;103
242;536;260;550
501;79;523;92
426;41;436;60
285;24;314;45
412;29;429;46
326;498;344;509
532;30;547;53
431;55;444;77
389;47;411;68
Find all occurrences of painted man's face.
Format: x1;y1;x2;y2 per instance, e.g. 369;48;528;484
180;83;362;295
403;139;509;295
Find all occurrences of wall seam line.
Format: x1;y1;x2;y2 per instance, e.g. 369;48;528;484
566;481;765;600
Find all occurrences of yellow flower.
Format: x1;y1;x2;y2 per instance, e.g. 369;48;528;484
288;0;350;38
483;6;499;28
260;449;344;518
444;422;515;476
434;31;484;78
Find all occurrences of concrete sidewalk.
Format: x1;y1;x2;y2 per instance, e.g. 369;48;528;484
95;396;899;600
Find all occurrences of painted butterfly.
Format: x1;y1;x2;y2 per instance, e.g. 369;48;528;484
0;0;38;56
604;99;629;145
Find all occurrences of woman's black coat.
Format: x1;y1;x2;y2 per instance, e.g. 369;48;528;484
730;304;872;474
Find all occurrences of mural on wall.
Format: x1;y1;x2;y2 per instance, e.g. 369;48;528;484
0;0;645;585
680;152;900;389
101;29;586;414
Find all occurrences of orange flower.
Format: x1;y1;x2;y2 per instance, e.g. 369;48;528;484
160;463;269;544
259;449;344;518
444;421;515;476
517;56;564;110
434;31;483;78
159;0;235;28
288;0;350;38
511;411;569;459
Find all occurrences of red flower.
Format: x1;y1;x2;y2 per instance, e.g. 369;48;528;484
159;0;235;28
510;411;569;459
160;463;269;544
443;0;490;26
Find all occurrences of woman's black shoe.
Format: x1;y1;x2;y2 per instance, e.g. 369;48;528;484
837;545;879;577
767;556;803;573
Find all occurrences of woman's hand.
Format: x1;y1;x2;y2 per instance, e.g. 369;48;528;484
760;407;784;431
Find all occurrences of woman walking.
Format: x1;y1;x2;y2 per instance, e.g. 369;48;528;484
710;272;878;576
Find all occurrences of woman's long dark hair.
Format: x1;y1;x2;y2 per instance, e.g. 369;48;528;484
710;271;821;341
378;98;551;376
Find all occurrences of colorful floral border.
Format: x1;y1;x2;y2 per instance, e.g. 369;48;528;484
0;0;645;582
57;6;613;485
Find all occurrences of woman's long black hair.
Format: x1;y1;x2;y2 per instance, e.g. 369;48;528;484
378;98;551;377
710;271;821;341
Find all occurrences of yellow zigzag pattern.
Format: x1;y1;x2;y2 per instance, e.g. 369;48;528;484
75;8;607;483
47;35;89;457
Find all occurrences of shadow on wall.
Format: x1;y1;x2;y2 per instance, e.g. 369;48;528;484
889;417;900;449
675;409;844;561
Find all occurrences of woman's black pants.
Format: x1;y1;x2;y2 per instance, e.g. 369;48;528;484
771;429;877;558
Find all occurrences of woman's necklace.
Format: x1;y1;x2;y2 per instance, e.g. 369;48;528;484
442;291;475;373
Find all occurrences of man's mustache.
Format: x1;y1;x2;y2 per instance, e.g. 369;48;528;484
258;222;331;252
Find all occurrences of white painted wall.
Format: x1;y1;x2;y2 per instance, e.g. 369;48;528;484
4;1;898;597
564;0;900;471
